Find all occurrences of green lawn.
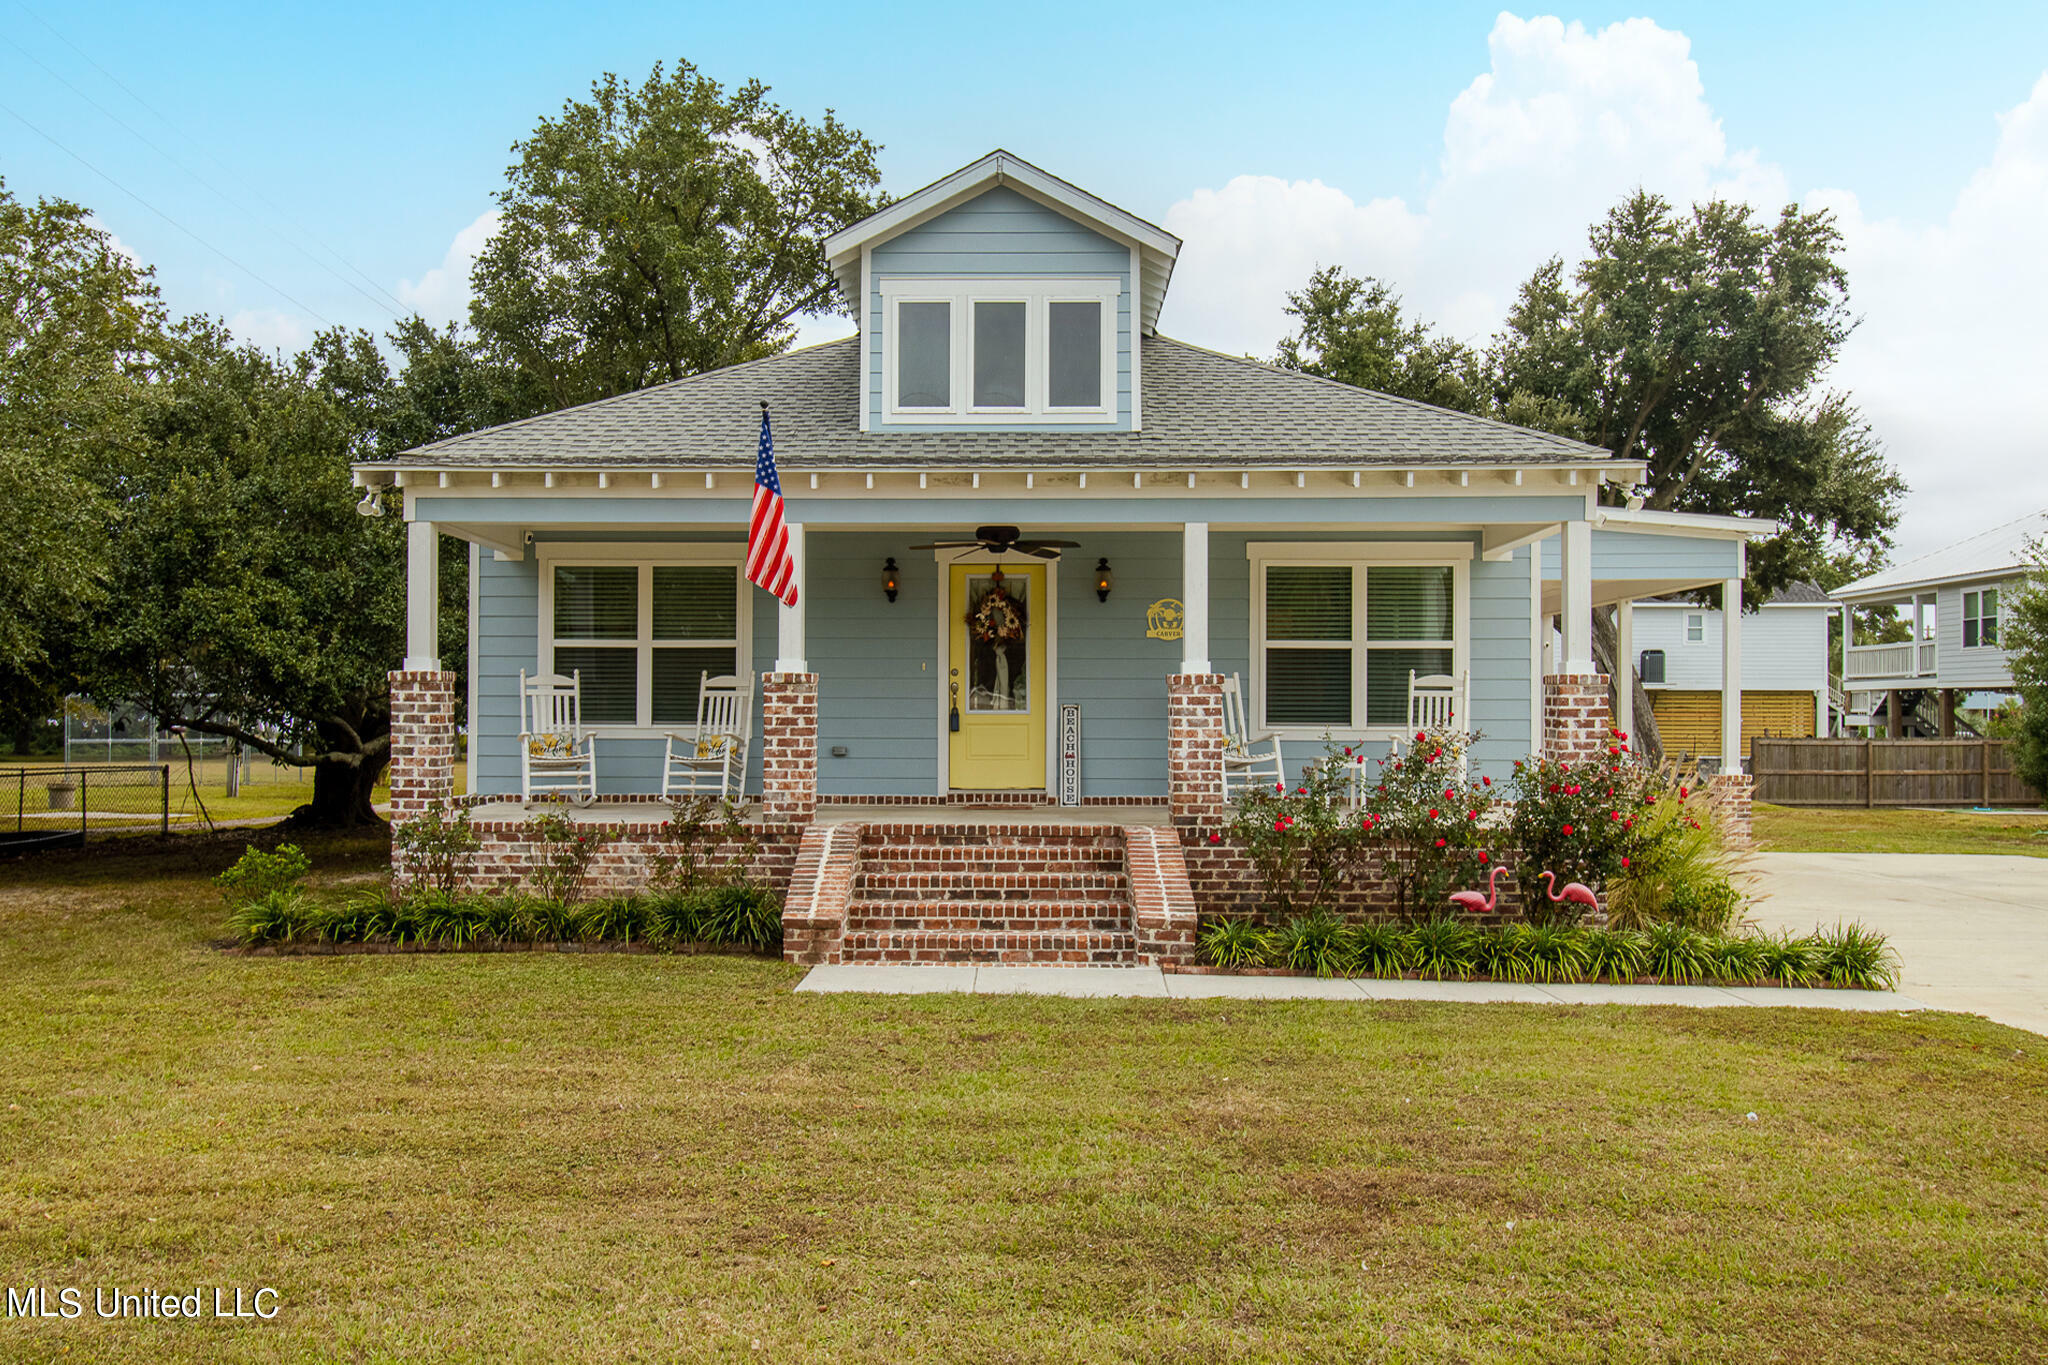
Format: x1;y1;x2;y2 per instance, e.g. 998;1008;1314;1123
2;835;2044;1362
0;757;468;827
1756;801;2048;856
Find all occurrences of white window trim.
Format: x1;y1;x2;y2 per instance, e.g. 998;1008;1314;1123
1685;612;1706;643
1962;587;2001;649
1247;542;1471;744
535;542;751;737
881;276;1119;425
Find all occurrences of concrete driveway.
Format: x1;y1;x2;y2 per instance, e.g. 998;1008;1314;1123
1751;853;2048;1037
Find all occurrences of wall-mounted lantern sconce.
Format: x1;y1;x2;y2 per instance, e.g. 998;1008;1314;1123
881;557;900;603
1094;557;1114;603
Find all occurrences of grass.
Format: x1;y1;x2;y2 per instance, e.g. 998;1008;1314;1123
1756;801;2048;855
1;836;2044;1361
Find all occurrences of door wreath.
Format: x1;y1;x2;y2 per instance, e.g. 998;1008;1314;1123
967;577;1027;645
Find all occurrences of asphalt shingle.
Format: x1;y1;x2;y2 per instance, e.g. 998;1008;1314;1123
370;335;1615;471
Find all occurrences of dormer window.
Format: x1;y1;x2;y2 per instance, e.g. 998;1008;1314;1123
882;277;1118;423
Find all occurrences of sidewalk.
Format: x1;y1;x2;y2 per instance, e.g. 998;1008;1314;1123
795;964;1926;1010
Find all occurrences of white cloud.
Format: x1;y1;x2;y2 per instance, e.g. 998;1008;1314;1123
226;308;313;354
1157;12;2047;559
397;210;502;325
1161;13;1783;354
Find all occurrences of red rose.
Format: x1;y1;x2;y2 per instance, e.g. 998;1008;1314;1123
1273;818;1287;832
1209;832;1222;844
1343;746;1353;756
1416;731;1427;743
1679;786;1689;799
1621;856;1631;868
1467;810;1478;820
1478;851;1490;864
1434;838;1447;848
1481;775;1492;786
1443;788;1454;800
1562;823;1575;836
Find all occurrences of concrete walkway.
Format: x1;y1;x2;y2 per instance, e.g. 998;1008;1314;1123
795;963;1922;1011
1751;851;2048;1037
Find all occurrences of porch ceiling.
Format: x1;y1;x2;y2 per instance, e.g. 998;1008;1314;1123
1541;579;1731;613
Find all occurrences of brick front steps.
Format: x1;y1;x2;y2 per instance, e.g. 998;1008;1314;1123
781;821;1198;968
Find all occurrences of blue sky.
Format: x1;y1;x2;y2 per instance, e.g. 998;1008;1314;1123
5;2;2047;559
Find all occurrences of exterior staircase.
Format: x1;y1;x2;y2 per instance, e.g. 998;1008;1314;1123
780;821;1197;967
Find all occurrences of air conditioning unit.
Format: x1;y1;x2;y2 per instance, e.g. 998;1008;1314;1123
1638;648;1667;685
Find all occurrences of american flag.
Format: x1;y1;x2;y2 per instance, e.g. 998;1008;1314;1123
746;406;799;606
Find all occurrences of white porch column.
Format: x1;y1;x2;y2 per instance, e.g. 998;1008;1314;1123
1559;518;1596;675
1614;598;1635;739
1912;594;1926;672
404;519;440;671
774;522;807;674
1181;522;1211;674
1721;577;1744;771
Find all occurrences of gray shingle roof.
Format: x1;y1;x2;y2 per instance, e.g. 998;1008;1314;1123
371;335;1614;470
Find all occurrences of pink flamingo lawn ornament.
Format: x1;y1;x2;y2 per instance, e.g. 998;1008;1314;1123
1448;865;1508;915
1539;871;1601;916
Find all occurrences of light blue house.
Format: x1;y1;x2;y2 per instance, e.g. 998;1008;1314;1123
357;150;1773;811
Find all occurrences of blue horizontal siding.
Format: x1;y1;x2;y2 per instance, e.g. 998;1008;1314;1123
1541;528;1743;581
867;185;1133;433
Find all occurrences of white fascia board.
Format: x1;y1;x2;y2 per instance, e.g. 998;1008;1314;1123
1591;506;1783;540
1831;566;2027;604
825;150;1182;267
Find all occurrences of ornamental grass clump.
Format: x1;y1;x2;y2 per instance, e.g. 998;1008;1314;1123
1197;917;1271;970
1815;922;1900;990
1272;911;1350;978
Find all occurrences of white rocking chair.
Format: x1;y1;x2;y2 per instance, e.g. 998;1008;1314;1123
1407;670;1467;733
1221;672;1285;799
662;672;753;800
519;669;598;803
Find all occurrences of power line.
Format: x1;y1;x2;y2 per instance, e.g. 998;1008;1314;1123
0;98;334;328
8;2;418;321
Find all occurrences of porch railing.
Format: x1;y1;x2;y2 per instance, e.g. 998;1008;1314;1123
1845;640;1937;682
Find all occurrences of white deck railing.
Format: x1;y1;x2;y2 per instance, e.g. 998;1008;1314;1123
1845;640;1937;682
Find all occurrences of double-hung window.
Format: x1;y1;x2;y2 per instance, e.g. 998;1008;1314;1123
1685;612;1706;643
1963;588;2000;648
882;277;1119;423
1252;546;1467;734
543;550;748;728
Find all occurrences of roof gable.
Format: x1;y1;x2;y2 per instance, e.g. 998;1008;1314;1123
1834;509;2048;599
826;150;1180;334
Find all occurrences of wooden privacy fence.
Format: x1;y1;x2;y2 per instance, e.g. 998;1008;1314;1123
1752;738;2040;808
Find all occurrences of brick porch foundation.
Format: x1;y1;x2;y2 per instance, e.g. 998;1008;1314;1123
387;669;456;887
1705;773;1755;851
1542;673;1613;765
760;672;818;825
1166;673;1226;831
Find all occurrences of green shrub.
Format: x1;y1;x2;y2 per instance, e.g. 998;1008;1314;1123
1703;933;1768;984
695;884;783;952
1522;922;1588;983
1225;744;1371;920
392;804;481;895
414;893;499;948
1642;921;1711;984
646;889;707;946
1403;917;1477;980
1198;917;1272;970
520;813;618;904
1347;920;1405;977
1358;729;1501;923
321;888;403;944
514;896;578;944
1580;927;1647;982
650;797;763;895
1483;923;1538;982
216;843;312;904
228;888;318;946
575;896;647;944
1757;931;1822;986
1664;878;1744;934
1272;911;1348;978
1815;922;1900;990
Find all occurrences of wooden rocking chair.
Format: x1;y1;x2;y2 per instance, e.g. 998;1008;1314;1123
519;669;598;803
662;672;753;800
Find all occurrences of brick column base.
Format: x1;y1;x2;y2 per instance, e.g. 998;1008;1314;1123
1705;773;1755;852
1542;673;1613;766
760;672;819;825
388;669;457;883
1124;826;1198;966
1167;673;1226;831
782;823;858;964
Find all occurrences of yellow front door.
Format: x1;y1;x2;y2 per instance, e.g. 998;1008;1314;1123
949;563;1046;790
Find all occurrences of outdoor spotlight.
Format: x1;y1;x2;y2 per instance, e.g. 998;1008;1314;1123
355;486;383;517
1094;557;1114;603
881;557;900;603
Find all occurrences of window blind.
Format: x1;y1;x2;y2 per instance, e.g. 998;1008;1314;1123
552;647;636;725
1266;565;1352;640
553;566;636;640
1365;648;1455;727
653;647;741;726
1366;566;1453;640
1266;649;1351;727
652;566;738;640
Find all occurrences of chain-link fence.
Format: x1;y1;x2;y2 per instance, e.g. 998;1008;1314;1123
2;765;171;850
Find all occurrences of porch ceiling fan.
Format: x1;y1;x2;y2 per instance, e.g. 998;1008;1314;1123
906;525;1081;561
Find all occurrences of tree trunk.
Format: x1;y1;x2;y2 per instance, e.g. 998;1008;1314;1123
1591;604;1665;763
286;750;390;828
